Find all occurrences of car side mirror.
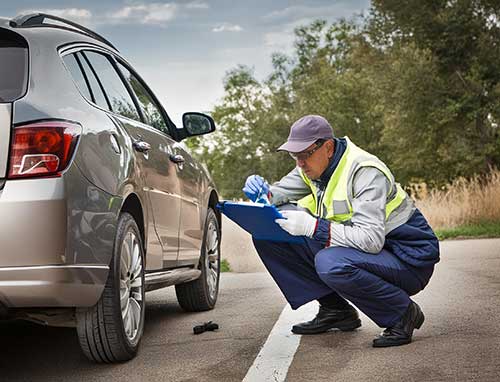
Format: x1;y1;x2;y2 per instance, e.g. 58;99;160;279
182;112;216;137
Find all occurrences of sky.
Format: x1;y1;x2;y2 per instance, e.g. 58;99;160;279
1;0;371;125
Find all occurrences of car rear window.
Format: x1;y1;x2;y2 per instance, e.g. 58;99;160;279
0;28;28;102
77;52;110;110
62;53;93;101
83;51;141;122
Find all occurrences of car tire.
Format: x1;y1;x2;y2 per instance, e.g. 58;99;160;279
76;213;145;363
175;208;221;312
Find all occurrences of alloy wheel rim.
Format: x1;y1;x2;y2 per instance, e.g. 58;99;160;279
119;229;143;342
204;219;220;300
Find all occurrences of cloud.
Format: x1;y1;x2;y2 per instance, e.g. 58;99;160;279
109;3;177;26
263;2;368;22
262;18;315;51
17;2;211;29
212;23;243;33
261;2;369;53
263;30;295;51
185;1;209;9
264;6;317;21
18;8;93;26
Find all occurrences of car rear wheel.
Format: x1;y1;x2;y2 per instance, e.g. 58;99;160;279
175;208;220;311
76;213;145;363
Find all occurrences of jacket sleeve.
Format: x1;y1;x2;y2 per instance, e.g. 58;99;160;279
269;167;311;206
313;167;390;254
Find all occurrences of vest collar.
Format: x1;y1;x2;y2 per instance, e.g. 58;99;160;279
313;137;347;190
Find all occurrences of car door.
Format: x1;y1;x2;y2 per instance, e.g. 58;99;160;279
81;50;181;268
115;61;204;266
174;143;204;265
114;59;190;268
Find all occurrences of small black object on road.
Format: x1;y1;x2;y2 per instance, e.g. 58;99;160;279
193;321;219;335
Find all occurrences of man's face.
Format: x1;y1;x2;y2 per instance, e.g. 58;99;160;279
290;139;335;180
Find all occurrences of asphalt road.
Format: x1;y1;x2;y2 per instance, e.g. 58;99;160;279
1;237;499;381
0;273;285;382
287;238;500;382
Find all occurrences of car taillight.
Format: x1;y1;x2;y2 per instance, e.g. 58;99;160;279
8;120;81;179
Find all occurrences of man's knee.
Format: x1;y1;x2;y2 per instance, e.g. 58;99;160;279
314;247;359;286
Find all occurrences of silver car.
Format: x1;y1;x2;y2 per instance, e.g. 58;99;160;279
0;13;222;363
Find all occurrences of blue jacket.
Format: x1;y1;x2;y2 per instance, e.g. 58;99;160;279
384;208;440;268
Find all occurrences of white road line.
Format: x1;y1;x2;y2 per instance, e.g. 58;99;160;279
242;300;318;382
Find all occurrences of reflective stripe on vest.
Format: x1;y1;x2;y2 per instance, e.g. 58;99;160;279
297;137;407;222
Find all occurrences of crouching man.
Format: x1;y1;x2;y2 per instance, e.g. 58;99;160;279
243;115;439;347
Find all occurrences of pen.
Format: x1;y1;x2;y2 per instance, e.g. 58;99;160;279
256;185;270;205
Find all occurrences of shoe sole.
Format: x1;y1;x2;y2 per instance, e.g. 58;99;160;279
292;318;362;335
372;337;412;348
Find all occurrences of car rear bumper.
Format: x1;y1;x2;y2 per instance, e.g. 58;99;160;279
0;171;116;308
0;177;67;267
0;264;108;307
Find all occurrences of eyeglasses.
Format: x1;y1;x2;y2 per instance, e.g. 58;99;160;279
289;140;325;161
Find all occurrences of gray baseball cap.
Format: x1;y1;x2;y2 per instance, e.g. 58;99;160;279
277;115;334;152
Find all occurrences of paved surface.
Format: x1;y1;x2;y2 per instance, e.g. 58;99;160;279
0;273;285;382
221;215;265;273
288;238;500;382
0;238;499;381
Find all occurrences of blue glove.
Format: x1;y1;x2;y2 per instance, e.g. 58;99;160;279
243;175;270;203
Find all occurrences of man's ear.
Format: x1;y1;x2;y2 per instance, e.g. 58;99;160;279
327;139;335;158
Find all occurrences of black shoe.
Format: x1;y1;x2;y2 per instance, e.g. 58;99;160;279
372;301;425;348
291;305;361;335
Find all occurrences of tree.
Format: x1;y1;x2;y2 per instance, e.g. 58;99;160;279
187;65;292;198
367;0;500;184
189;1;500;197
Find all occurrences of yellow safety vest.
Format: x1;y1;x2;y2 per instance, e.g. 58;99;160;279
298;137;407;223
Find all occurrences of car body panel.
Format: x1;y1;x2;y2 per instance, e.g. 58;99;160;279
0;264;108;308
11;41;162;271
65;164;120;267
0;176;67;267
0;104;11;179
0;19;220;310
112;115;182;266
56;43;183;269
176;142;205;265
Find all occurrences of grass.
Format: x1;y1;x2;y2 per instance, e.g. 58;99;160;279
413;168;500;240
435;221;500;241
220;259;231;272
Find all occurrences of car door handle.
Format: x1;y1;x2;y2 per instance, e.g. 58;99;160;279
169;154;185;164
133;140;151;153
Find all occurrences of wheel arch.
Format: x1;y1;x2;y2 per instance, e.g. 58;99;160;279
120;193;145;251
208;190;221;238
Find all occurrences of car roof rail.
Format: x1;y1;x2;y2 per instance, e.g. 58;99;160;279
9;13;119;52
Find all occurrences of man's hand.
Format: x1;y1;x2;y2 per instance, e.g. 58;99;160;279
243;175;270;203
275;210;317;237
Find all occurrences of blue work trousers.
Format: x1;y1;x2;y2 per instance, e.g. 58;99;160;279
253;238;434;328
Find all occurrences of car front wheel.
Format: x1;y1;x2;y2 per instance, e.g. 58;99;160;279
76;212;145;363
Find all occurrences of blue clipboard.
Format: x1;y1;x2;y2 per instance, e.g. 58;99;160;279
217;201;306;243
